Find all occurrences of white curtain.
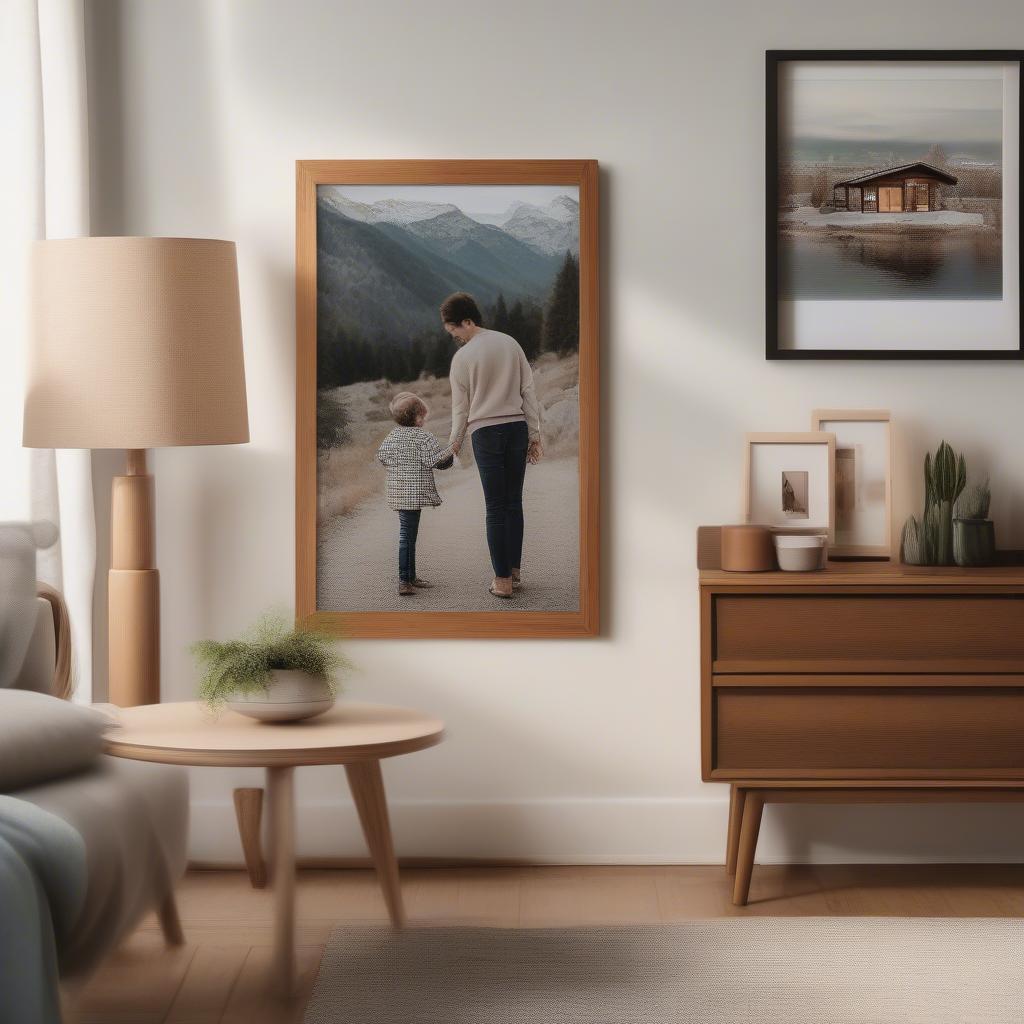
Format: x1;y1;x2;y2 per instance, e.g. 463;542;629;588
0;0;95;703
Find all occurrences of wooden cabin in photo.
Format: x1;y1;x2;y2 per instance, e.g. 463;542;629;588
831;162;958;213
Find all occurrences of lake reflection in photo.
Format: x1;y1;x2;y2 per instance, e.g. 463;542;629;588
779;229;1002;300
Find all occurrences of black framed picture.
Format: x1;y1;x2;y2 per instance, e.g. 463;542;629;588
767;50;1023;359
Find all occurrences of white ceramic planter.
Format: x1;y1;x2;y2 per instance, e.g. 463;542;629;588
773;533;827;571
228;669;335;722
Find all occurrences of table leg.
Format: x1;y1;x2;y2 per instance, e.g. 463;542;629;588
732;791;764;907
233;787;268;888
345;759;406;927
157;890;184;946
725;785;746;876
267;766;296;997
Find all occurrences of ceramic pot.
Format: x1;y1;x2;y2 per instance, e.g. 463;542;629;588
721;525;775;571
228;669;335;722
953;518;996;567
773;534;826;571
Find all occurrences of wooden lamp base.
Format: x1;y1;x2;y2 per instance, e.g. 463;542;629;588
108;449;160;706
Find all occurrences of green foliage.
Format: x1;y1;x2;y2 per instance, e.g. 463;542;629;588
383;342;411;383
492;293;510;334
504;298;544;360
408;338;427;380
542;251;580;355
318;323;445;388
316;391;350;450
954;481;991;521
927;441;966;505
318;323;376;389
427;334;457;378
900;515;923;566
192;614;350;711
927;441;966;566
902;440;968;565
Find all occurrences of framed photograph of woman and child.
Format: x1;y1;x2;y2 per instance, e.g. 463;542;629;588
295;160;599;637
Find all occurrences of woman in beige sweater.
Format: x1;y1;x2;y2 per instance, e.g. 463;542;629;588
441;292;542;598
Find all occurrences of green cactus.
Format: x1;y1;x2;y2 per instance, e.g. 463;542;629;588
931;441;966;503
954;481;991;521
921;452;934;562
931;441;966;565
903;441;968;566
900;515;923;565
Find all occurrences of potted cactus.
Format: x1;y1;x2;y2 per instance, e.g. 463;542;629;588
953;481;996;567
900;440;966;566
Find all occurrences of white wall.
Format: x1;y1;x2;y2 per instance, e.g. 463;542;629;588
86;0;1024;864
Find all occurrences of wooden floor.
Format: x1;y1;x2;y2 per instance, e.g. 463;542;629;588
72;864;1024;1024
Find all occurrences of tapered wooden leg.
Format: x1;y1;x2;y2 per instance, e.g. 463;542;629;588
345;759;406;927
233;787;267;888
267;766;296;997
726;785;747;876
156;890;184;946
732;791;765;906
60;978;87;1024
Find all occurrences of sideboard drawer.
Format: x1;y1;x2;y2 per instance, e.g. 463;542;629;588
714;686;1024;773
714;595;1024;665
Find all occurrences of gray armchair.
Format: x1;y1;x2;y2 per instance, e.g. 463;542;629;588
14;586;71;699
1;576;189;1023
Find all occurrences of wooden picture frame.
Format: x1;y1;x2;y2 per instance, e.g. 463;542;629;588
743;432;836;543
296;160;600;638
767;50;1024;359
811;409;893;560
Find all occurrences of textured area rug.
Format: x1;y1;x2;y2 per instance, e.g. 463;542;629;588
305;919;1023;1024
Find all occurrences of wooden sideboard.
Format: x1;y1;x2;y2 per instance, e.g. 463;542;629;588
698;541;1024;905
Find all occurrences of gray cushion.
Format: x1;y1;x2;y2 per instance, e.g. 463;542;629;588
0;690;108;791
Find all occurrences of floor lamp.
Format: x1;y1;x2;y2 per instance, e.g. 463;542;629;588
23;237;249;706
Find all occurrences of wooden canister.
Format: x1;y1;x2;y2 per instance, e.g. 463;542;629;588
721;525;775;571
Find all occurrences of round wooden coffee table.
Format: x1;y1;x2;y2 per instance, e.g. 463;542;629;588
104;700;444;995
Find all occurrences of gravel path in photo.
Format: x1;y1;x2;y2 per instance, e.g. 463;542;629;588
317;456;579;612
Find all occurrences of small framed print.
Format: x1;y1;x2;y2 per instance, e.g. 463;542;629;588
811;410;893;559
743;432;835;541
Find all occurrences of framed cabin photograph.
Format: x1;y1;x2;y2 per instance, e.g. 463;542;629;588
295;160;599;638
767;51;1024;359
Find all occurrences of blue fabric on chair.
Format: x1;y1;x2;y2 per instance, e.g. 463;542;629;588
0;794;87;1024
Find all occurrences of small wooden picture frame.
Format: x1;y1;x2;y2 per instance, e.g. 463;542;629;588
743;432;836;543
811;410;893;560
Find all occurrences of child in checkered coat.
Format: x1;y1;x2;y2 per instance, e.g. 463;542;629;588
376;392;463;596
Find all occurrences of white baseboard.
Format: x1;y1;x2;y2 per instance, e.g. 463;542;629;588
188;796;1024;865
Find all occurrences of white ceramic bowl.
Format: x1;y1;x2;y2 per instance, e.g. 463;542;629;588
227;669;336;722
773;533;826;572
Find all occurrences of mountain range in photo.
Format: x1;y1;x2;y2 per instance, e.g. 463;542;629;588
316;187;580;361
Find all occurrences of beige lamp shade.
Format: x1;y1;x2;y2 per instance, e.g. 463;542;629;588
24;237;249;449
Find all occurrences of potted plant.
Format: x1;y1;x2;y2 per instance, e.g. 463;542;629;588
900;440;966;566
192;614;349;721
953;481;996;567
